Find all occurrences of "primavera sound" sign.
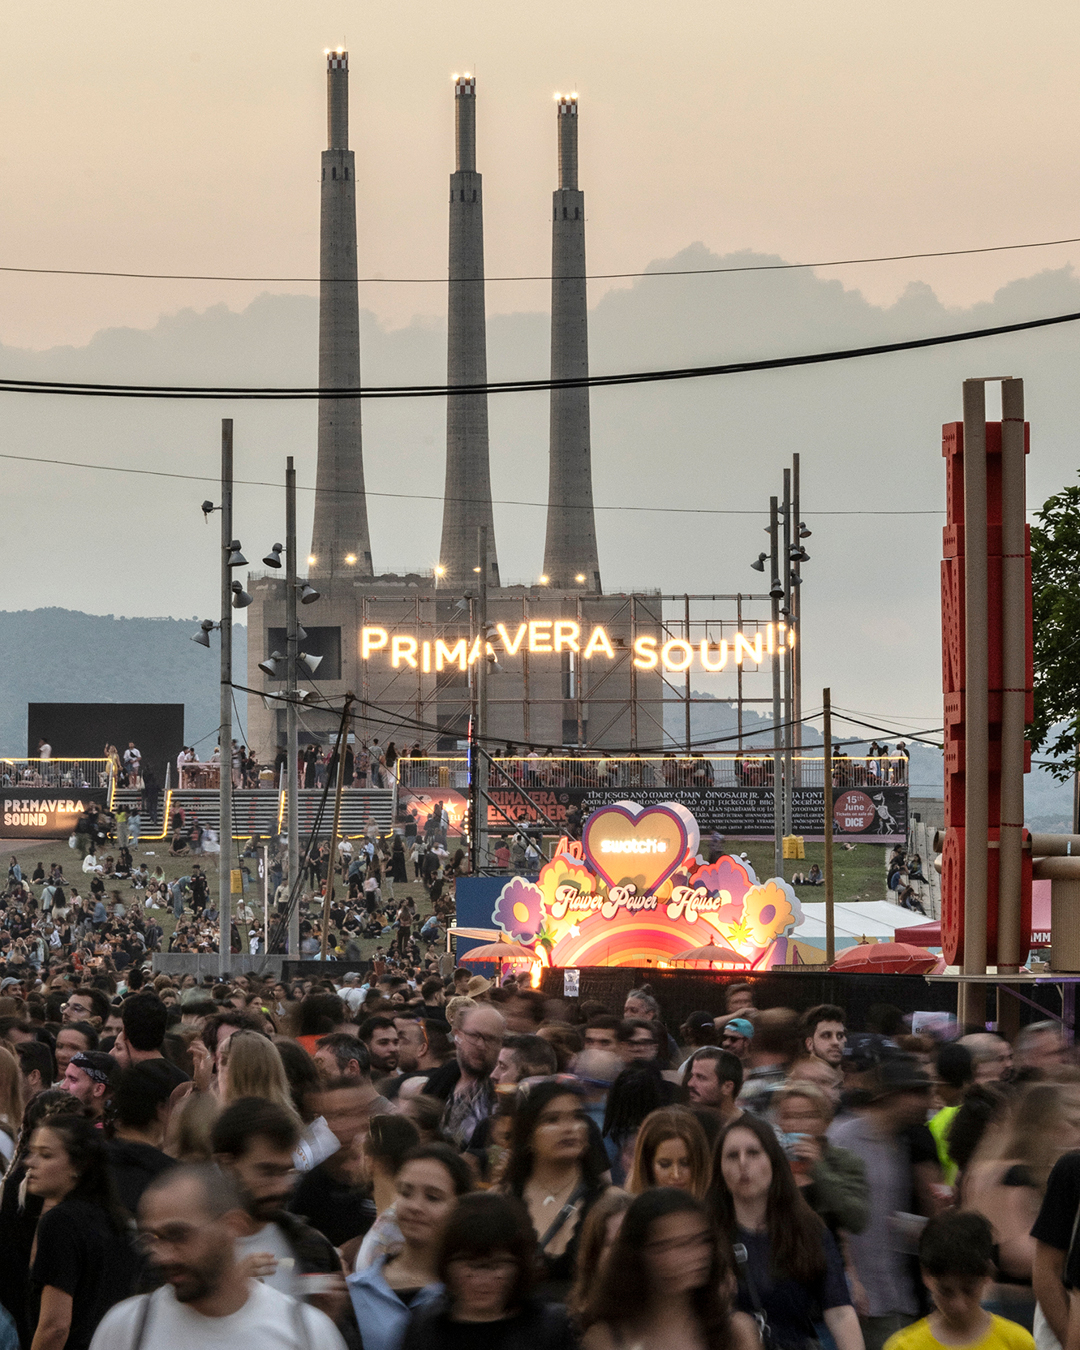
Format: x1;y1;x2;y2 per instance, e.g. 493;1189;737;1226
357;621;793;674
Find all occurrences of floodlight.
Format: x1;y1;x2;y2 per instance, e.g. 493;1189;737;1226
263;543;284;568
201;500;216;517
296;624;308;642
769;577;784;599
299;584;320;605
750;553;767;572
789;546;810;562
258;651;284;678
789;571;803;586
454;597;469;612
298;652;323;675
799;523;812;538
191;618;216;647
226;540;248;568
231;580;253;609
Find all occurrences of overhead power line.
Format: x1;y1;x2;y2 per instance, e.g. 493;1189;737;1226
3;305;1080;402
5;232;1080;285
0;450;945;516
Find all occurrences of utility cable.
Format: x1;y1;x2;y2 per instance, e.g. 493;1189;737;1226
0;451;946;516
3;306;1080;401
6;231;1080;285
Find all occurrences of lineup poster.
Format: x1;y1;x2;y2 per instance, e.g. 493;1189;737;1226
399;783;907;843
0;790;109;839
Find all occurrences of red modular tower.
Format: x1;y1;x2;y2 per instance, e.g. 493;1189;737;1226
940;408;1034;967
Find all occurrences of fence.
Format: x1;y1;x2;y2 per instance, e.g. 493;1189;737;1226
0;758;113;789
396;754;908;791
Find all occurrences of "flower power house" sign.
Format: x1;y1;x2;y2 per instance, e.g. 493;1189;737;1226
484;800;804;970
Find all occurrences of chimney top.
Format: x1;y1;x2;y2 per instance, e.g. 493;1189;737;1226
556;94;578;115
455;74;476;97
326;48;348;70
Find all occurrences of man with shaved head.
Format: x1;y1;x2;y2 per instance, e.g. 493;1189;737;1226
90;1165;346;1350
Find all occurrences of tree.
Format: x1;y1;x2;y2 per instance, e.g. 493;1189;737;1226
1030;473;1080;782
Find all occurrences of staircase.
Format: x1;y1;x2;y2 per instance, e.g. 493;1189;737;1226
157;787;396;840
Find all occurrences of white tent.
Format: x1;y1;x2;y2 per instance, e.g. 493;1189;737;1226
794;901;931;951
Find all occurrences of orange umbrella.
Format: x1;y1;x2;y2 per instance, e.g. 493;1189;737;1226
460;934;538;963
829;941;939;975
672;940;752;966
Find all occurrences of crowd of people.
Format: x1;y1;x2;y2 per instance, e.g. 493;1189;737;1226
0;959;1075;1350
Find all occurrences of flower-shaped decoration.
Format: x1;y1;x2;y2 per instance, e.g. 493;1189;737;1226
493;876;545;941
741;879;801;947
536;855;599;915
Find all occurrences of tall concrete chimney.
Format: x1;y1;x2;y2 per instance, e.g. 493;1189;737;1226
440;76;500;587
544;96;600;592
310;50;373;580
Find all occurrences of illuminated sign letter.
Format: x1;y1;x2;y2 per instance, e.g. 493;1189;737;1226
422;641;431;673
435;639;467;671
391;636;419;668
496;623;528;656
633;636;659;670
661;640;694;672
361;627;389;659
529;621;553;653
699;639;728;671
734;632;763;665
467;636;483;665
554;621;580;653
583;626;615;659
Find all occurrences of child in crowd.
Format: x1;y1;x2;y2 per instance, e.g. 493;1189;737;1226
885;1212;1035;1350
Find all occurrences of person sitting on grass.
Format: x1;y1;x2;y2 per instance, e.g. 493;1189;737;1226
883;1210;1035;1350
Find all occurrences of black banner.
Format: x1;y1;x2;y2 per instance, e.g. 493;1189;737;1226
481;784;908;842
0;790;109;839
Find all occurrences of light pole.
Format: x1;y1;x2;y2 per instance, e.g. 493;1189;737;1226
769;496;784;879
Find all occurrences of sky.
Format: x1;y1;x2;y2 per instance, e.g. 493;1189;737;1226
3;0;1080;758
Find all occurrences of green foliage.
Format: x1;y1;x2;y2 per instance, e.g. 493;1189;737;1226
1030;475;1080;781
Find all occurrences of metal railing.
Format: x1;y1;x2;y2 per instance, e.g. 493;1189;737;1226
396;754;909;790
0;758;113;789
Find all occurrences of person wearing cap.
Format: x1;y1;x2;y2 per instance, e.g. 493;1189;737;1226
60;1050;116;1120
719;1017;755;1063
829;1055;942;1350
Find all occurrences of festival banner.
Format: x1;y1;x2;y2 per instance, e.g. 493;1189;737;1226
0;790;109;839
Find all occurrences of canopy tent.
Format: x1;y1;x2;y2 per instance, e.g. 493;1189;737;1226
796;900;932;951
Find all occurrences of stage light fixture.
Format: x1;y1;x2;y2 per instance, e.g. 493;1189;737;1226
231;580;253;609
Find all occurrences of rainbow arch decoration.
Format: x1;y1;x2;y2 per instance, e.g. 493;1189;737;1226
487;801;804;970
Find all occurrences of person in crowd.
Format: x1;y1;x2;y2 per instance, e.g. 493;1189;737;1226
829;1056;940;1350
583;1016;621;1054
491;1034;559;1089
719;1017;754;1064
26;1114;140;1350
106;1061;178;1213
92;1164;346;1350
582;1187;758;1350
770;1081;869;1238
629;1106;713;1199
683;1048;745;1125
736;1009;801;1117
0;1045;24;1167
113;994;190;1089
712;1112;864;1350
353;1114;422;1271
503;1078;609;1299
17;1040;55;1103
315;1032;372;1084
360;1015;402;1081
59;1051;115;1121
568;1189;633;1317
957;1033;1013;1084
210;1098;349;1327
428;1004;505;1151
347;1144;473;1350
218;1029;297;1119
927;1043;974;1185
1014;1022;1068;1075
603;1062;676;1184
55;1024;99;1077
800;1005;847;1068
883;1210;1035;1350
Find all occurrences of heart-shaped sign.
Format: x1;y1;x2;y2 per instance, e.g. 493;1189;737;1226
582;801;693;895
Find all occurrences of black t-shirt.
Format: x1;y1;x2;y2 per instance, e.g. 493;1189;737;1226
1033;1151;1080;1287
30;1197;139;1350
106;1139;177;1216
403;1301;578;1350
290;1162;375;1248
734;1225;850;1350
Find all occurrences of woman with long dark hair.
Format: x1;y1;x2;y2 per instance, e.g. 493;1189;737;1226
602;1062;676;1185
25;1115;138;1350
711;1114;862;1350
503;1080;608;1299
582;1188;757;1350
629;1107;713;1200
403;1193;577;1350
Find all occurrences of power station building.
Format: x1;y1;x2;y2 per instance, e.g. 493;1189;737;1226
247;55;659;758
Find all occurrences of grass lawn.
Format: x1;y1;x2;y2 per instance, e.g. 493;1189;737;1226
2;831;888;966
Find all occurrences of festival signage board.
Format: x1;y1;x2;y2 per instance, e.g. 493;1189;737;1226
459;799;805;971
0;790;108;839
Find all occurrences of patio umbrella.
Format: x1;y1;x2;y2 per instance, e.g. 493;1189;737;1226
672;939;752;966
829;941;939;975
448;927;506;941
459;936;539;963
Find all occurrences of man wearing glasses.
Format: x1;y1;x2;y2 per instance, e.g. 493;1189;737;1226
429;1005;505;1149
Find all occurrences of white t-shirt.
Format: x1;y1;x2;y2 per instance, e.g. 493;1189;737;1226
235;1224;297;1296
90;1279;345;1350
